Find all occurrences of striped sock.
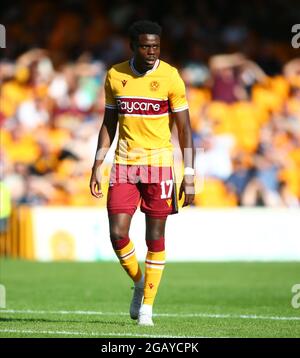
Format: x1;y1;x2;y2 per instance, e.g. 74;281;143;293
114;238;142;283
144;250;166;305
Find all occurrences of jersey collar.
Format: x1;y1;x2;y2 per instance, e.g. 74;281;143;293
129;58;160;76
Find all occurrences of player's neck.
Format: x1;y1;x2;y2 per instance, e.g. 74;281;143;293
130;58;159;76
132;58;154;74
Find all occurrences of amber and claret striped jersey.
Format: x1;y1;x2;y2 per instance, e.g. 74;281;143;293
105;58;189;166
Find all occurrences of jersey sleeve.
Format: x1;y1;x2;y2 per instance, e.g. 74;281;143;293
168;69;189;113
104;70;117;109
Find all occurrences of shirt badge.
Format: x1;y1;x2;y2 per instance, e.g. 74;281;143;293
150;81;159;91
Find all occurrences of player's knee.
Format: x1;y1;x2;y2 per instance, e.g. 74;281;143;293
110;226;130;250
146;236;165;252
110;223;129;240
146;226;164;241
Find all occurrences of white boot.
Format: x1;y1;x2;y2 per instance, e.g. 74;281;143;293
138;304;154;326
130;276;144;320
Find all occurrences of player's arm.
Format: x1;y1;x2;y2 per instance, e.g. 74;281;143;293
90;108;118;198
174;109;195;207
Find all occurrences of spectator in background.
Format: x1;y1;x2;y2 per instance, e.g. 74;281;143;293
226;153;254;206
209;53;244;103
195;126;235;181
209;53;267;102
16;96;49;129
242;127;284;207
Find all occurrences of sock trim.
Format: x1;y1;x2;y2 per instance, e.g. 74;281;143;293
145;264;164;270
119;248;135;259
145;259;165;265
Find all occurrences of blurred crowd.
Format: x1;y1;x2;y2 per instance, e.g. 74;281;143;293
0;0;300;215
1;0;299;70
1;50;299;210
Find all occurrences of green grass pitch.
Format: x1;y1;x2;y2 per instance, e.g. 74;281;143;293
0;259;299;337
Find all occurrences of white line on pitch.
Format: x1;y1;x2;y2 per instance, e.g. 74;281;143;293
0;328;203;338
0;309;299;321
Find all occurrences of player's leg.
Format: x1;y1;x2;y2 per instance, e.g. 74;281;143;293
138;166;177;325
107;178;144;319
109;213;143;284
138;215;167;326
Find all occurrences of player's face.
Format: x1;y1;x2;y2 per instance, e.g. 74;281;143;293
133;34;160;71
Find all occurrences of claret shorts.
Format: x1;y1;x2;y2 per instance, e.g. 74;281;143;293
107;164;178;219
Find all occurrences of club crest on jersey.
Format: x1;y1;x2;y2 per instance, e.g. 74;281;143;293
150;81;159;91
148;283;154;289
121;80;127;87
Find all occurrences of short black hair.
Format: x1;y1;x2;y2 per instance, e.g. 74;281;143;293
129;20;162;44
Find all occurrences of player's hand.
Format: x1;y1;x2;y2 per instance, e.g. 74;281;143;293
89;166;103;198
179;175;195;207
